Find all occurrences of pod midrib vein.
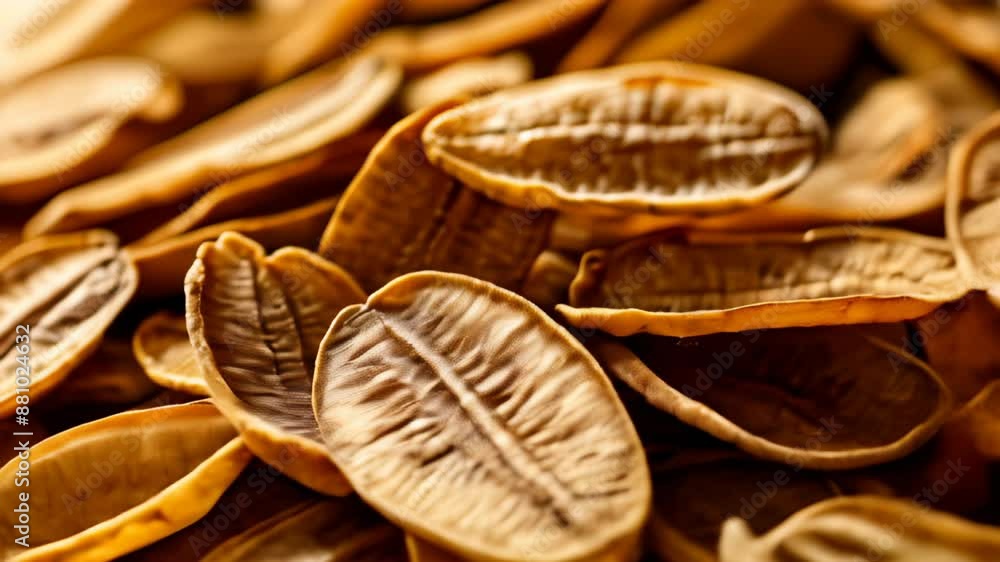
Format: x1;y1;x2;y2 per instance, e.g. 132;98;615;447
377;314;580;527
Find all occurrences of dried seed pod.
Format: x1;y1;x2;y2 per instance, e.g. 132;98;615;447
557;0;688;72
129;196;339;297
186;232;365;495
701;77;949;230
137;133;378;245
422;62;828;216
25;54;400;240
370;0;605;71
45;337;158;407
647;454;840;562
0;402;251;561
947;111;1000;297
400;52;533;114
202;498;407;562
133;312;208;396
560;227;967;338
591;327;952;469
123;465;317;562
0;58;183;204
871;23;1000;130
406;535;468;562
0;230;137;416
615;0;859;90
917;3;1000;76
398;0;493;21
261;0;385;83
320;102;552;294
126;9;294;87
0;0;202;85
719;496;1000;562
313;271;650;562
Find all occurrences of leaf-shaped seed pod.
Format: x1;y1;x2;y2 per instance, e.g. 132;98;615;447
921;292;1000;406
406;535;469;562
138;133;378;245
0;0;202;86
0;230;137;416
916;2;1000;75
422;62;828;216
947;110;1000;301
313;271;650;562
25;54;401;240
557;0;688;72
647;454;840;562
945;378;1000;462
261;0;384;83
590;327;952;469
699;77;949;230
201;498;407;562
370;0;605;71
560;227;968;338
718;496;1000;562
133;312;208;396
122;464;317;562
129;196;339;297
319;102;553;294
398;0;492;22
186;232;366;496
0;58;183;204
0;402;251;562
400;52;533;114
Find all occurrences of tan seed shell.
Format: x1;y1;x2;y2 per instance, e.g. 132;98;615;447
947;110;1000;294
313;271;650;562
46;337;158;407
319;102;552;294
422;62;828;215
0;402;250;561
556;0;688;72
129;196;339;298
25;54;400;239
0;0;202;85
0;57;183;204
400;52;533;114
591;327;952;469
137;133;377;245
261;0;385;83
560;227;968;338
700;77;949;230
0;230;137;416
519;250;580;310
186;232;365;496
133;312;208;396
369;0;605;71
647;455;840;562
719;496;1000;562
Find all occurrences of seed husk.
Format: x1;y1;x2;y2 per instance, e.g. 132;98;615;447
186;232;365;496
560;227;968;338
422;62;828;216
314;271;650;562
